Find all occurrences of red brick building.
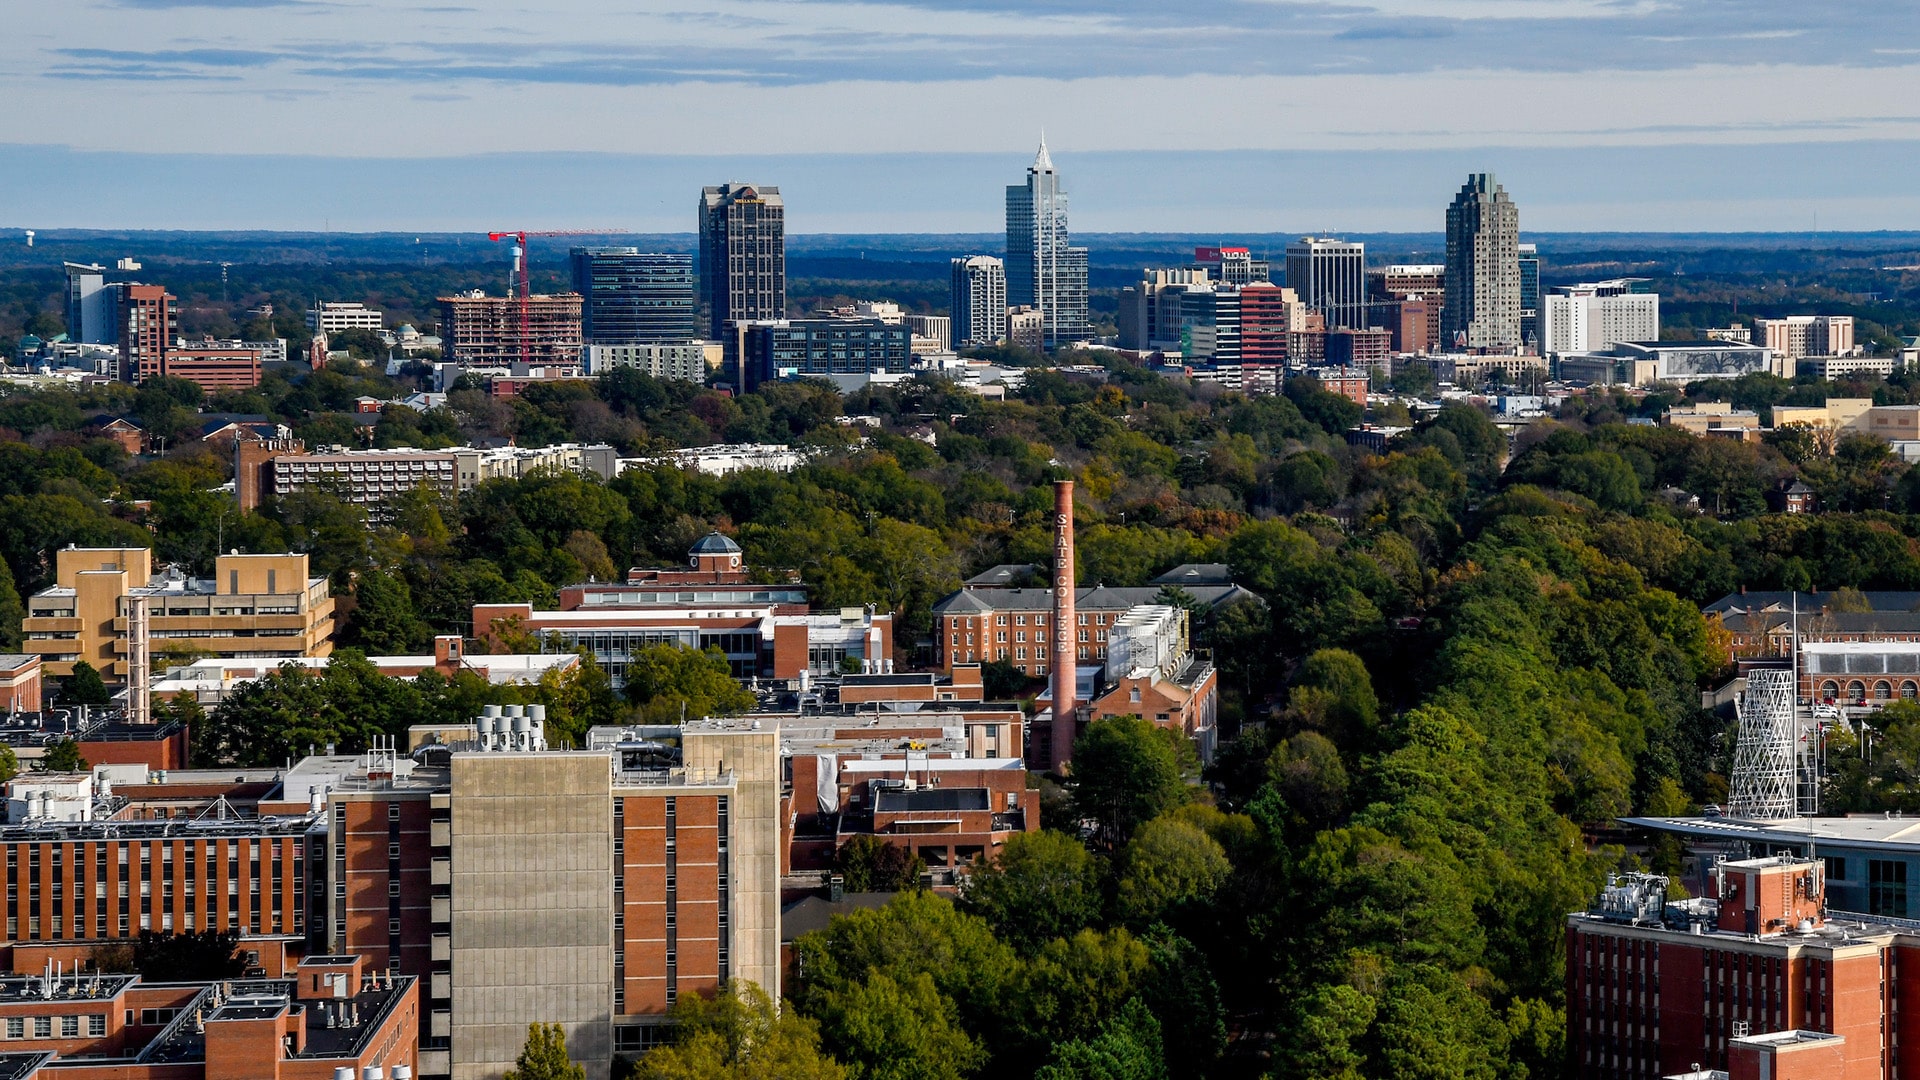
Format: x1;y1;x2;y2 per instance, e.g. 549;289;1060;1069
116;286;174;385
477;534;889;686
163;346;263;391
1569;858;1920;1079
1239;284;1297;366
0;957;419;1080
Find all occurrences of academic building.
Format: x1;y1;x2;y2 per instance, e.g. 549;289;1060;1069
21;548;335;682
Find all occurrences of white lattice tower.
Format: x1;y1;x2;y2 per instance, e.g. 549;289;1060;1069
1730;668;1797;819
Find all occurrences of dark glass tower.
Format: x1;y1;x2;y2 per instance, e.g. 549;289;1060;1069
570;248;696;344
698;183;786;340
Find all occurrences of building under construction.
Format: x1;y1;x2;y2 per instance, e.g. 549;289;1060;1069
438;291;583;367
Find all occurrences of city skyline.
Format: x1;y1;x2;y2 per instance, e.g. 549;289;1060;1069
5;1;1920;230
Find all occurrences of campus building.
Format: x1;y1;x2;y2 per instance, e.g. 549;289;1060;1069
0;957;419;1080
235;441;619;514
21;548;335;682
473;534;891;687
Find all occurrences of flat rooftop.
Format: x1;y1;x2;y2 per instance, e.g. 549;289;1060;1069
876;788;990;813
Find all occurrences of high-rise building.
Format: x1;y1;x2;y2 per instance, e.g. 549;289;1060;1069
21;548;336;681
731;319;914;392
1179;286;1241;363
1442;173;1522;350
117;284;176;384
64;262;114;345
1541;280;1661;357
1239;284;1303;367
698;183;786;341
570;249;696;345
438;292;584;367
1005;139;1089;349
950;256;1008;347
1284;238;1368;331
1519;243;1541;348
1119;269;1210;352
1194;246;1270;286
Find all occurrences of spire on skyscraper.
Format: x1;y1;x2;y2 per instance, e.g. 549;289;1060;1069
1034;133;1053;173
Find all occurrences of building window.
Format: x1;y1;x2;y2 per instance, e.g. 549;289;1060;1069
87;1014;104;1037
4;1018;19;1040
1876;681;1893;700
1871;859;1908;917
1826;856;1847;883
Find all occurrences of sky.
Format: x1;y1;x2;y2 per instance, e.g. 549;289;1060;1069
5;0;1920;232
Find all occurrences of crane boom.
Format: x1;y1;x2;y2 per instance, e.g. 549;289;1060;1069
486;229;617;366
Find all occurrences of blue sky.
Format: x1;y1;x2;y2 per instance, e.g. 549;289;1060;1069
6;0;1920;231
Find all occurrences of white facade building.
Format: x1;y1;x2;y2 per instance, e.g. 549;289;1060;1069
307;302;385;335
1541;281;1660;356
950;256;1009;347
583;342;714;382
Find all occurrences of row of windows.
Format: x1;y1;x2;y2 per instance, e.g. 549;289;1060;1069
1817;679;1920;702
2;1015;105;1040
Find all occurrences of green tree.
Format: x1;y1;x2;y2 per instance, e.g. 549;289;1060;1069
345;569;432;654
1286;649;1381;752
1115;816;1230;926
1276;984;1375;1080
632;982;845;1080
63;660;110;705
1071;717;1191;844
130;929;245;982
1034;998;1166;1080
624;644;755;722
0;745;18;784
981;657;1029;700
37;738;88;774
959;829;1100;949
505;1022;588;1080
813;970;982;1080
833;835;924;893
0;559;23;650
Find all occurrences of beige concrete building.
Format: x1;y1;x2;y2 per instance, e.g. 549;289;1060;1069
1869;405;1920;442
1662;402;1762;436
1757;314;1855;360
1773;398;1873;434
447;752;615;1080
22;548;334;681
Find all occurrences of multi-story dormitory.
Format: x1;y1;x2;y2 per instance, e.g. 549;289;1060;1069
0;708;782;1080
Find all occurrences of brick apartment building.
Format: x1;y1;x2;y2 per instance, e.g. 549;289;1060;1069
22;548;335;682
1566;856;1920;1079
0;706;785;1080
116;285;173;385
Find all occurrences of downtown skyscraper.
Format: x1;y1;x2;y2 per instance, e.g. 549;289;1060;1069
1442;173;1522;350
698;183;786;340
1005;139;1088;349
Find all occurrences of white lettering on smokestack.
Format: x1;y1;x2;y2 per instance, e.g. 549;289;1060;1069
1051;480;1077;771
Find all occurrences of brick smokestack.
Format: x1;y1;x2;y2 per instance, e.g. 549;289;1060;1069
1050;480;1077;771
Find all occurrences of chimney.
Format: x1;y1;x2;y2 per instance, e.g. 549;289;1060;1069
1050;480;1077;772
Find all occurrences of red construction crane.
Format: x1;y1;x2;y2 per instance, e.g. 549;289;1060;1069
486;229;607;365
